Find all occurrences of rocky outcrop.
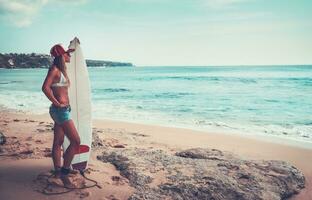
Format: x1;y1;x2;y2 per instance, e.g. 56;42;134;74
0;53;133;68
97;147;305;200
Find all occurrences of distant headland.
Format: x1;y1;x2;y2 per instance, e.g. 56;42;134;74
0;53;134;68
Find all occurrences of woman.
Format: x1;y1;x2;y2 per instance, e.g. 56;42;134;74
42;44;80;186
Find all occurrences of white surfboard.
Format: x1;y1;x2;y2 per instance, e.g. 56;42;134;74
63;37;92;171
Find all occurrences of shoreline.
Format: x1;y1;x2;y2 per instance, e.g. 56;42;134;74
92;117;312;151
0;109;312;199
4;106;312;151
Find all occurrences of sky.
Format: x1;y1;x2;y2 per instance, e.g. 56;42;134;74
0;0;311;66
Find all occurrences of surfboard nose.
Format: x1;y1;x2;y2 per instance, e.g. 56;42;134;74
69;37;81;49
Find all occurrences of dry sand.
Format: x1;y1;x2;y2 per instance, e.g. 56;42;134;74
0;109;311;200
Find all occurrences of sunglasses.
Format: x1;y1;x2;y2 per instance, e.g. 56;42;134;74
66;52;72;57
66;49;75;57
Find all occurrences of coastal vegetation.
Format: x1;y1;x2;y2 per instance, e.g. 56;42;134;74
0;53;133;68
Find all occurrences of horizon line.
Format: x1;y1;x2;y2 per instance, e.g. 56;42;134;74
1;52;311;67
135;64;312;67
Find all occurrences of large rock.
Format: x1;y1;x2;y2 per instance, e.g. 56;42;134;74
97;147;305;200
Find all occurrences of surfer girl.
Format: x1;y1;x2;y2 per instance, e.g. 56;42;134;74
42;44;80;185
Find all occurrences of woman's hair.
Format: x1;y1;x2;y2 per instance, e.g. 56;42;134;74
53;55;66;72
52;55;69;83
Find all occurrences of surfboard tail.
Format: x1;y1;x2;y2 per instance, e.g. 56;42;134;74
71;145;90;171
72;161;88;171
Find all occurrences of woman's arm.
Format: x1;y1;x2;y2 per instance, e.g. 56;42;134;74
42;66;62;107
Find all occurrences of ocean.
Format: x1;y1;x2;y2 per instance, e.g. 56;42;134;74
0;66;312;145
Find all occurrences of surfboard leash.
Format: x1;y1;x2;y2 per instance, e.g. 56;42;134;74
80;169;102;189
37;169;101;195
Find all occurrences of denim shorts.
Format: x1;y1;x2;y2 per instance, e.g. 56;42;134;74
49;104;71;125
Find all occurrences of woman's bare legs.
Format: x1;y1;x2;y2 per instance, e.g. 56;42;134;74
61;119;81;169
52;123;65;170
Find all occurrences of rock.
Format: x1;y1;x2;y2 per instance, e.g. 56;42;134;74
44;148;52;157
79;190;90;198
68;173;86;188
48;177;64;187
175;148;228;160
92;131;107;149
34;171;87;197
113;144;126;148
130;132;148;137
105;194;120;200
97;147;305;200
37;129;45;133
111;176;121;182
0;132;6;145
20;149;33;154
111;175;128;185
35;139;43;144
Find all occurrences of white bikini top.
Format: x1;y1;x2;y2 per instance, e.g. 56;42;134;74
51;71;69;87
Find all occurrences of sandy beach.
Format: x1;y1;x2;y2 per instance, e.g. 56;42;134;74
0;109;311;200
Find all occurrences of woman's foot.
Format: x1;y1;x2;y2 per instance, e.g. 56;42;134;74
60;167;76;188
52;167;62;178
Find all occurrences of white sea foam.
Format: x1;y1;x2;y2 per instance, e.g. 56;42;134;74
0;91;49;114
1;66;312;147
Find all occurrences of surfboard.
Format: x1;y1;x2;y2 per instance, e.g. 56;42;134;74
63;37;92;171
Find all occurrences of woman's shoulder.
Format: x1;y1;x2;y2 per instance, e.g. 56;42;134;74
48;65;60;75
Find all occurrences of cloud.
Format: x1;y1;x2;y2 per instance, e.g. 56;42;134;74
52;0;88;6
0;0;251;27
0;0;86;27
0;0;47;27
200;0;251;9
124;0;251;8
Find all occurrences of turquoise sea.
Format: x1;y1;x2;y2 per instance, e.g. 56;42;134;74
0;66;312;145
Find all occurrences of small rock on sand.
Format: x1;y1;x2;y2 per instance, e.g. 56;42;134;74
0;131;6;145
37;129;45;133
105;194;119;200
113;144;126;148
79;191;90;198
20;149;33;154
35;139;43;143
44;148;52;157
48;177;64;187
